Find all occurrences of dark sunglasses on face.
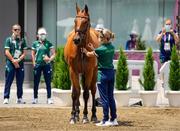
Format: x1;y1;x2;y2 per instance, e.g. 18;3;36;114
14;29;21;31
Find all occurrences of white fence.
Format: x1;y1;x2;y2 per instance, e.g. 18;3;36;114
113;60;158;98
159;61;170;91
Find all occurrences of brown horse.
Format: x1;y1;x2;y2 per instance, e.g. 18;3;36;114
64;4;99;124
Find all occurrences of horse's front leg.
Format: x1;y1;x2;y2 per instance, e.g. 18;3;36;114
70;87;81;124
81;74;89;124
70;69;81;124
70;87;76;124
82;88;89;123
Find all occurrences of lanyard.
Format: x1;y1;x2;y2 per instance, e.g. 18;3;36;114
10;37;22;50
163;34;171;42
35;43;47;61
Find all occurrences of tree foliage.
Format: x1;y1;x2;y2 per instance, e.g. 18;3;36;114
115;47;129;90
52;47;71;90
169;46;180;91
139;47;156;90
136;35;146;50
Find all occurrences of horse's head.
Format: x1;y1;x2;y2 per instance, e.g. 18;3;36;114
73;4;90;46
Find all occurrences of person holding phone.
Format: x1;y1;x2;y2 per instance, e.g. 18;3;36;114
156;18;179;64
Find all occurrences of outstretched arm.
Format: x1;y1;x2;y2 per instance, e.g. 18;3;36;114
82;48;97;57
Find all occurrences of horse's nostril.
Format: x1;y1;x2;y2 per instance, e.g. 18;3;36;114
73;39;80;45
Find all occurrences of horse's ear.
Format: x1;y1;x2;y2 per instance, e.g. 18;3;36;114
76;3;80;14
84;4;88;14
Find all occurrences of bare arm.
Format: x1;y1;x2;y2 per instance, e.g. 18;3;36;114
18;49;27;62
5;49;19;68
5;49;14;62
156;32;163;43
171;31;179;44
43;48;56;63
156;28;166;43
49;48;56;61
31;50;36;67
82;48;97;57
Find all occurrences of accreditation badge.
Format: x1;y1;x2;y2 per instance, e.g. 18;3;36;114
14;50;22;58
164;42;170;51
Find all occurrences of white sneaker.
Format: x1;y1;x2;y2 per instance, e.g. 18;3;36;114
16;98;26;104
47;98;53;104
95;121;111;126
110;119;119;126
32;98;38;104
3;98;9;104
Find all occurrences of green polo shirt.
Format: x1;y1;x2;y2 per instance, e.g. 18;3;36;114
32;40;54;65
4;37;27;64
95;43;115;82
95;43;115;69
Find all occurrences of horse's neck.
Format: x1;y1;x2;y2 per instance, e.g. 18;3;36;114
84;29;90;47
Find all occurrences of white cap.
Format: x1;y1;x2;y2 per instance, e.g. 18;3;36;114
95;24;104;31
38;28;47;35
130;30;138;36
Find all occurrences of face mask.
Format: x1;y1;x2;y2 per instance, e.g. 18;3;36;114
39;34;46;41
165;25;171;32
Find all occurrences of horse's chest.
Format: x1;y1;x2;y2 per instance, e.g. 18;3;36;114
73;54;85;73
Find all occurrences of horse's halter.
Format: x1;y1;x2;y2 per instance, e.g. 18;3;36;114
74;15;90;45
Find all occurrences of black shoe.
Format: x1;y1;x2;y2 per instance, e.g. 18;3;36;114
95;98;102;107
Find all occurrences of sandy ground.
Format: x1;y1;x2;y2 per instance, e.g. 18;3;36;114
0;107;179;131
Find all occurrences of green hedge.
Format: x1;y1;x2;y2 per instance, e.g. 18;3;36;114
52;47;71;90
115;47;129;90
169;46;180;91
139;47;156;90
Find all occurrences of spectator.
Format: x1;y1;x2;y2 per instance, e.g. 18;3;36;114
31;27;56;104
156;18;179;64
125;31;138;50
3;24;27;104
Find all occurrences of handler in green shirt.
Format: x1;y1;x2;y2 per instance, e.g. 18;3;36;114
31;27;55;104
83;28;118;126
3;24;27;104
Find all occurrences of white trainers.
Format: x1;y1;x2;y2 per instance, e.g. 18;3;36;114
110;119;119;126
3;98;9;104
95;121;111;126
47;98;53;104
32;98;38;104
16;98;26;104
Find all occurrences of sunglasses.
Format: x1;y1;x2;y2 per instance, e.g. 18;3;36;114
14;29;21;31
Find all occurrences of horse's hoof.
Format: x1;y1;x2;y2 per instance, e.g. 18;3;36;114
70;118;76;124
91;116;98;123
82;118;89;124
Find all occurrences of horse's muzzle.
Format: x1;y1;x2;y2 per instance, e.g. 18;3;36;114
73;38;81;45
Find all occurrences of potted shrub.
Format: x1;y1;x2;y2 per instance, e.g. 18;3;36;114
139;47;158;106
52;47;72;106
166;46;180;107
115;47;131;107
